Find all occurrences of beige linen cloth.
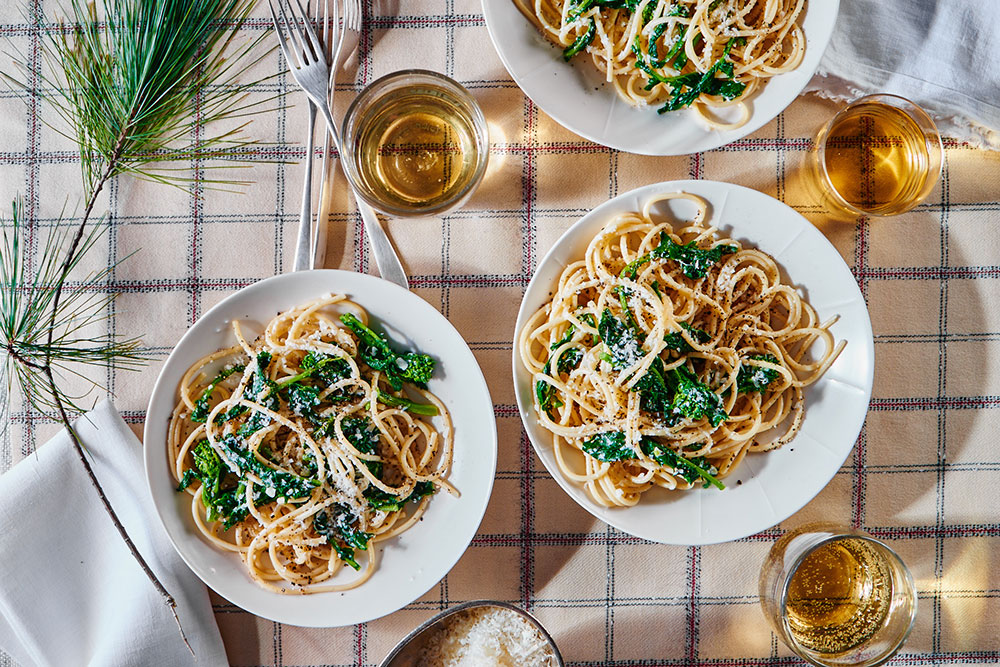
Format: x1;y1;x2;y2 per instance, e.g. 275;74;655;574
1;1;999;665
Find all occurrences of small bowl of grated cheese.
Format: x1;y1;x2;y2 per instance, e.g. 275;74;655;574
379;600;563;667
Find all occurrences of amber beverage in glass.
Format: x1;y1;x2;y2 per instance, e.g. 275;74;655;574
815;94;942;216
759;523;917;667
341;70;489;218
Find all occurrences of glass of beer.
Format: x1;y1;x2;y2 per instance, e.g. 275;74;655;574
759;523;917;667
340;69;489;218
814;94;943;216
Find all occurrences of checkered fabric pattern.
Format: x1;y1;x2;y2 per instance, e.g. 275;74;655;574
2;1;999;665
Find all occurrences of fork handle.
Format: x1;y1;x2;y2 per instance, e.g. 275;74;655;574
312;128;332;270
294;103;317;272
356;194;409;289
317;104;410;289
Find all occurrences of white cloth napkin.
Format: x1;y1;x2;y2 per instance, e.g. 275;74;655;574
805;0;1000;148
0;401;228;667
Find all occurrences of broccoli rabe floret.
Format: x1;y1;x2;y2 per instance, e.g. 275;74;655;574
340;313;435;390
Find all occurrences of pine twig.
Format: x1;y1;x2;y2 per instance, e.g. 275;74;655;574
37;151;193;655
0;0;283;655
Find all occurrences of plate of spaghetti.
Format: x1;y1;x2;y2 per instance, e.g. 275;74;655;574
144;270;497;626
484;0;839;155
513;181;872;544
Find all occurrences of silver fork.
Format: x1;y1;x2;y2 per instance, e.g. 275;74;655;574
312;0;359;269
269;0;409;289
341;0;362;54
294;0;331;273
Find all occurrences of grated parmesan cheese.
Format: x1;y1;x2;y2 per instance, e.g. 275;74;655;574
417;606;557;667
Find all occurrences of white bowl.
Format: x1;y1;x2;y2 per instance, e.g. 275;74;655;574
512;180;874;544
482;0;840;155
144;270;498;627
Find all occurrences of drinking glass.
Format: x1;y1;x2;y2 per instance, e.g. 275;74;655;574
340;69;489;218
813;94;942;216
759;522;917;667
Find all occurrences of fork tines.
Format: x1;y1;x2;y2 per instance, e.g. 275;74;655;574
268;0;327;68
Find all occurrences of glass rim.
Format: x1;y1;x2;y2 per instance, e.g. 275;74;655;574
816;93;944;218
340;68;490;218
777;530;917;667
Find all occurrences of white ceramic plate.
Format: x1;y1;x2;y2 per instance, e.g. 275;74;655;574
482;1;840;155
144;270;497;627
512;180;873;544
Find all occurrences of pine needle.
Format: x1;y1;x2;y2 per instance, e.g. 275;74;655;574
0;199;144;416
22;0;279;192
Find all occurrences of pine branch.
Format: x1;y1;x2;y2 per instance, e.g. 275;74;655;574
1;0;284;654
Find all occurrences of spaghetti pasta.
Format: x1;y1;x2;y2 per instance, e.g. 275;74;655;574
523;0;806;129
518;192;844;507
168;294;455;594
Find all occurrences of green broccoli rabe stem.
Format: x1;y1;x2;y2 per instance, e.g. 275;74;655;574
567;0;597;21
563;19;596;61
615;286;643;334
675;455;726;490
190;364;245;423
642;439;725;490
276;354;345;389
340;313;390;355
536;377;563;418
576;432;726;490
375;389;439;416
365;481;436;513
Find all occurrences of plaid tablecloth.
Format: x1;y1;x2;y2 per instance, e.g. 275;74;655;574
2;1;999;665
